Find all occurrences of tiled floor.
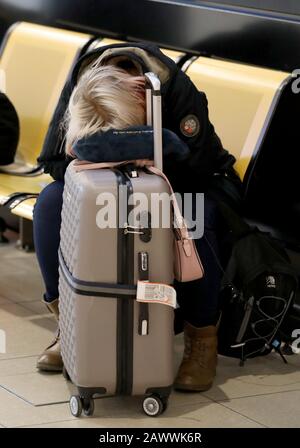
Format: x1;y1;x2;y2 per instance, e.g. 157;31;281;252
0;231;300;428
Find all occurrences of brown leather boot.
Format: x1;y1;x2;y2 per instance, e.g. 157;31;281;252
36;299;63;372
174;322;218;392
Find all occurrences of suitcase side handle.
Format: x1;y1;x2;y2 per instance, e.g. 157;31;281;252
145;72;163;171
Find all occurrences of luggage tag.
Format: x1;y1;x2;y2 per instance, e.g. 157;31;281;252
138;252;150;336
137;281;177;309
137;252;177;336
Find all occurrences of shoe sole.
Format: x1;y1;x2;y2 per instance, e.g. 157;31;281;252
36;363;63;372
173;382;212;392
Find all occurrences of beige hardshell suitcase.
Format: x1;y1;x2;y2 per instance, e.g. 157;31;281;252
59;73;175;417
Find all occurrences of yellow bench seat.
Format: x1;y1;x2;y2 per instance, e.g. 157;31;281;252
184;56;290;180
0;22;92;226
10;197;37;221
1;34;183;223
0;173;52;203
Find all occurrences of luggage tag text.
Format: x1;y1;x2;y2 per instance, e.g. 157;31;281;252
137;281;177;309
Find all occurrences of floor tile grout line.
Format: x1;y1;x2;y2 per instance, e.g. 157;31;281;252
36;399;209;408
202;387;300;403
203;396;269;428
10;299;45;305
0;291;43;307
0;379;71;407
12;414;209;429
36;398;208;410
13;418;76;429
169;400;213;409
1;374;300;411
0;386;297;427
0;296;55;325
1;389;72;410
216;401;269;428
0;354;39;362
204;396;269;428
33;394;211;408
0;292;53;315
14;413;267;429
35;400;69;407
180;415;262;428
14;416;218;429
14;415;227;429
0;387;296;428
0;372;40;379
0;353;49;361
0;384;36;406
11;299;54;319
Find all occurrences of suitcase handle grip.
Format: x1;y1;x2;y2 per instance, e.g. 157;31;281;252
145;72;163;171
144;72;161;92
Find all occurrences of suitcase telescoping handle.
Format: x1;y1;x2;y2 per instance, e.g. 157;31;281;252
145;72;163;171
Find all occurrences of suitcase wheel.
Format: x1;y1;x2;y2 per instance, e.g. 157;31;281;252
142;395;166;417
83;397;95;417
70;395;82;417
69;395;95;417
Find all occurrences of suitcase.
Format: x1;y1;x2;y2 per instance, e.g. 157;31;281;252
59;72;175;418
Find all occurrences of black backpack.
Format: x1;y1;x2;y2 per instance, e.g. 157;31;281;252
217;205;298;365
0;92;19;165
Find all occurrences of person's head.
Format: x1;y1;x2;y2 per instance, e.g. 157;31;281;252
64;63;146;155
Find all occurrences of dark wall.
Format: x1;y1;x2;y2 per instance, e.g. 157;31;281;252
0;17;8;37
203;0;300;15
1;0;300;72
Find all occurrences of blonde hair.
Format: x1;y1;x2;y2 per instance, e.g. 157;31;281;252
64;63;146;155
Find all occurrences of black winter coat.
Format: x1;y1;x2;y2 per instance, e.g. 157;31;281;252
0;92;19;165
37;42;238;195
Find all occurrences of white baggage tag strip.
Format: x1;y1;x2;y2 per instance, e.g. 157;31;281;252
137;281;177;309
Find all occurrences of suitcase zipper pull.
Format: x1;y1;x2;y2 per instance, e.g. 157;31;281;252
124;222;152;242
124;223;144;235
123;163;139;178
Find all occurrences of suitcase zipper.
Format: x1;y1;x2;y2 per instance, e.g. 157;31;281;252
116;170;134;396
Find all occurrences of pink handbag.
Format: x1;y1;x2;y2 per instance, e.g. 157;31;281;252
147;166;204;282
73;159;204;282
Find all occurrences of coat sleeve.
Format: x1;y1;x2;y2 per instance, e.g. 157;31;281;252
163;68;235;184
37;80;73;181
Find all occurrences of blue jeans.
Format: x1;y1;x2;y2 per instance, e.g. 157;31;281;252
33;181;225;327
33;181;64;302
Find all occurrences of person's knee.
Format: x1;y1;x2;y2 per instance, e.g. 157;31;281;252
33;181;64;221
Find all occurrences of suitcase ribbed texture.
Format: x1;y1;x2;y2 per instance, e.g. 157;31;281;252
59;170;83;380
59;271;76;378
60;170;81;273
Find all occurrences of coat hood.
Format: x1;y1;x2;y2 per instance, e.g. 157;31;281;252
71;42;178;89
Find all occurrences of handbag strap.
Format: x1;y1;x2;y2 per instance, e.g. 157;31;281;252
146;166;190;241
73;159;153;171
73;159;191;253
